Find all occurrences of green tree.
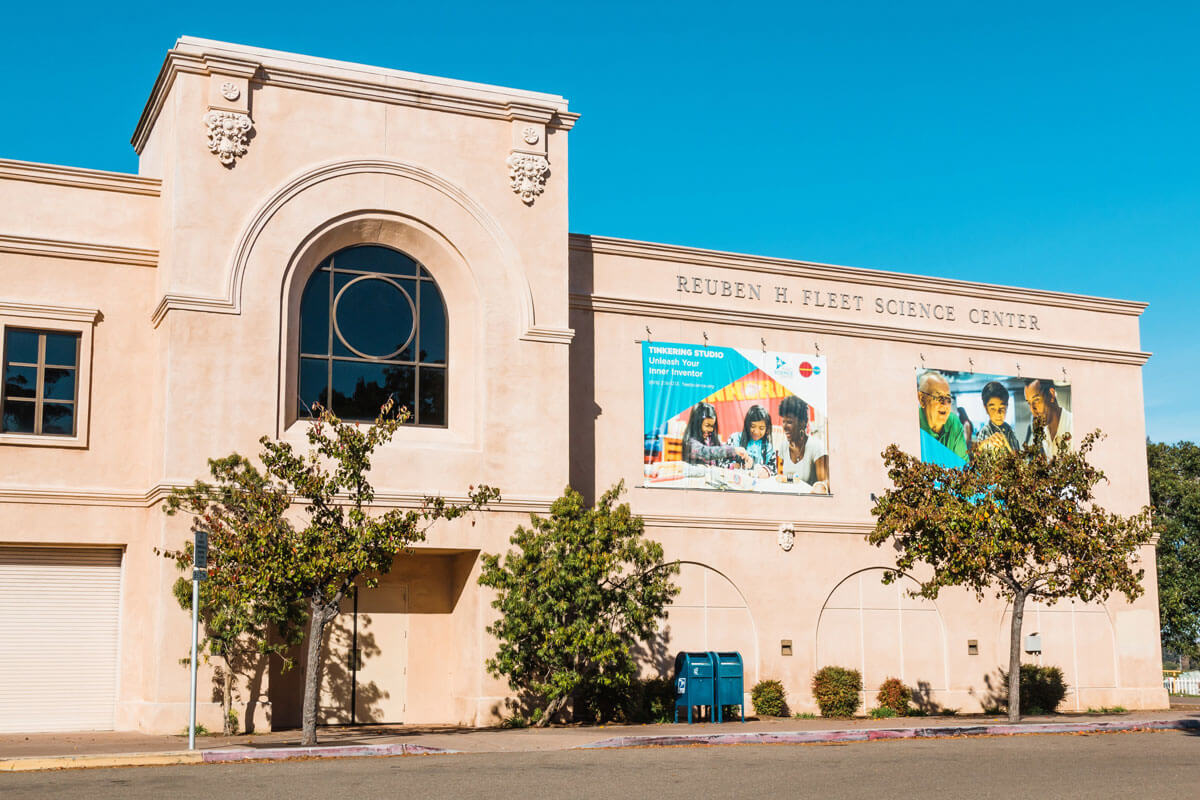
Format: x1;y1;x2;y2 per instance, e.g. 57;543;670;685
159;455;305;734
1148;441;1200;662
164;401;498;745
478;483;680;727
869;426;1153;721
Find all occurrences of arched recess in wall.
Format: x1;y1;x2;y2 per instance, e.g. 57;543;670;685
996;598;1119;710
652;562;760;687
274;210;482;441
815;568;949;694
227;158;537;335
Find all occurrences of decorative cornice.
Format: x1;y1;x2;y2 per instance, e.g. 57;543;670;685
569;234;1148;317
0;482;556;513
0;158;161;197
0;301;102;324
134;38;577;154
570;293;1151;366
519;326;575;345
639;513;874;535
0;234;157;268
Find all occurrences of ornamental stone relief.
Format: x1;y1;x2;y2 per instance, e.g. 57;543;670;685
505;152;550;205
202;110;253;166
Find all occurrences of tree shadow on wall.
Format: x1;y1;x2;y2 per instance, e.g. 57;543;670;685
631;624;675;678
203;640;272;734
320;613;388;724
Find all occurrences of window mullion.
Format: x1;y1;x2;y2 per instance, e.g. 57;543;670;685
33;333;46;435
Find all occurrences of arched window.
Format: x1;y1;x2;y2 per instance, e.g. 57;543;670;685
297;245;447;426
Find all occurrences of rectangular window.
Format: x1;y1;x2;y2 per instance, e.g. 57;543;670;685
2;328;81;436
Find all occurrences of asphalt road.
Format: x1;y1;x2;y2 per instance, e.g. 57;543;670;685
5;730;1198;799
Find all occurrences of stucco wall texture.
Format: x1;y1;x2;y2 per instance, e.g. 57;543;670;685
0;37;1165;734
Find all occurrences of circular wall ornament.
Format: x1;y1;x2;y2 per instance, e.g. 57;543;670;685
522;125;540;145
220;81;241;101
331;275;417;360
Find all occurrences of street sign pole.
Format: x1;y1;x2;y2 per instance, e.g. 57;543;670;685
188;575;198;751
188;529;208;751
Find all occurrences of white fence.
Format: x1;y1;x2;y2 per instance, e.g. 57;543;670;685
1164;676;1200;696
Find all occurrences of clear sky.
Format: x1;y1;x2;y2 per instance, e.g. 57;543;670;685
4;2;1197;442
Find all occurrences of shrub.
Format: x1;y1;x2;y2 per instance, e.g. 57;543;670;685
751;679;788;717
876;677;912;715
812;666;862;718
869;706;898;719
1001;664;1068;714
628;677;676;723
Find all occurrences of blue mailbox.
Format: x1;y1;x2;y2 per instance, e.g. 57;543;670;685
673;651;717;723
711;651;745;722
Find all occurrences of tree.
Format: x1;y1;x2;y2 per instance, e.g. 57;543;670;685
164;401;498;745
869;426;1153;721
478;483;680;726
160;455;305;735
1148;441;1200;663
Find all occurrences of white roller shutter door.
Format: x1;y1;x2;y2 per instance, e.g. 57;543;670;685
0;546;123;732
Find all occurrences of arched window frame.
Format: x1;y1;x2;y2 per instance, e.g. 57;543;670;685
296;244;449;427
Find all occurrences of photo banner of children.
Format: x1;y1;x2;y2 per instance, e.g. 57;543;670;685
916;367;1073;469
642;341;830;493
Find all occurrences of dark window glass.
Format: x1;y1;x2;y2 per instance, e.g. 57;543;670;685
296;245;446;425
43;368;76;401
418;282;446;364
44;333;78;367
41;403;74;435
2;328;80;436
4;365;36;398
418;367;446;426
4;329;39;364
335;278;415;360
332;361;414;422
334;245;417;276
3;400;35;433
298;357;329;417
299;269;330;356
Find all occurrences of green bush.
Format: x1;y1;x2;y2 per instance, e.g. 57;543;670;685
812;666;862;718
751;679;788;717
869;706;898;719
1001;664;1068;714
628;677;676;723
875;677;912;715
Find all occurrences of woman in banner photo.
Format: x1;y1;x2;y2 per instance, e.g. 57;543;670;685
974;380;1020;454
681;402;753;469
726;404;777;476
775;395;829;492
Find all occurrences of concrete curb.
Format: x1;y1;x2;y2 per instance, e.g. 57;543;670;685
0;750;204;772
0;742;455;772
201;742;458;763
578;718;1200;749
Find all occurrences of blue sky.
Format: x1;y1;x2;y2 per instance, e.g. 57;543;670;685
4;2;1197;442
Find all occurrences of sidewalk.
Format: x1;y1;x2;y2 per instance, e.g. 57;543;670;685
3;709;1197;771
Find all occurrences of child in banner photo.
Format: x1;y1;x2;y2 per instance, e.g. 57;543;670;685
726;404;777;476
974;381;1020;454
681;402;753;469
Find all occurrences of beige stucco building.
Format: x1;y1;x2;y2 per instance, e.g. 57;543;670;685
0;37;1166;734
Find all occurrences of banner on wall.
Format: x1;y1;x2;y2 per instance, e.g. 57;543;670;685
642;341;830;494
916;367;1073;468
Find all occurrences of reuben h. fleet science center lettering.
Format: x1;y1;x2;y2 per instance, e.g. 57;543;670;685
675;274;1042;331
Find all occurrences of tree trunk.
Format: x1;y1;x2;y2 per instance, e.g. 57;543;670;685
1007;590;1027;723
536;695;569;728
222;656;235;735
301;604;331;746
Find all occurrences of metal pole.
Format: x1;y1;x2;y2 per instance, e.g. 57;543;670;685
189;577;199;751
